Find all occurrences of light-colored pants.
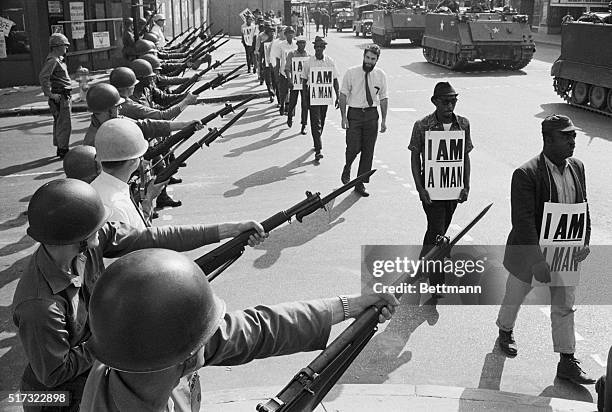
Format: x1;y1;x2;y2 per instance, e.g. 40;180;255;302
48;96;72;150
496;273;576;353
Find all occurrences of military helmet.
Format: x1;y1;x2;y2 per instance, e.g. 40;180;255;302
86;83;125;113
143;32;159;44
109;67;138;89
134;39;157;56
153;13;166;22
95;118;149;161
140;54;162;71
131;59;155;79
89;249;226;372
62;146;100;183
49;33;70;48
27;179;109;245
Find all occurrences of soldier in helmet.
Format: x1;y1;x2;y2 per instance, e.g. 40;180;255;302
129;60;193;112
12;179;266;411
80;249;398;411
140;53;200;94
39;33;72;159
62;146;101;183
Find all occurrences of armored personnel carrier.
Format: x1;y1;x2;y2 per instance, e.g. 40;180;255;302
422;11;535;70
371;7;428;46
551;21;612;115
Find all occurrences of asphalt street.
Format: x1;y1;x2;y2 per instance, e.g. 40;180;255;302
0;29;610;407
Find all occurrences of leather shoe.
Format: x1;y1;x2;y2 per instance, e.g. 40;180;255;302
287;117;293;128
168;176;182;185
557;355;596;385
156;193;182;209
300;125;307;135
56;148;69;159
341;167;350;184
498;329;517;357
314;151;323;160
355;184;369;197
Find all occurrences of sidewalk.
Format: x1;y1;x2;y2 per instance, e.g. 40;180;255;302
0;37;268;118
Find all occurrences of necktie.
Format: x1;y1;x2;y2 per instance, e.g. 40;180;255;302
365;71;373;107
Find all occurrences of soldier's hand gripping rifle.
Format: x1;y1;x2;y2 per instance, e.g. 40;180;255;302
144;96;255;161
255;203;493;412
191;64;245;95
176;54;235;94
194;170;378;281
153;108;247;184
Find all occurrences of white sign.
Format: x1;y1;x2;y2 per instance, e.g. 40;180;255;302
92;31;110;49
309;67;334;106
535;201;587;286
0;17;15;37
264;42;272;66
241;24;256;45
70;2;85;39
291;57;308;90
424;130;464;200
239;8;252;23
51;25;64;34
0;36;6;58
48;1;62;14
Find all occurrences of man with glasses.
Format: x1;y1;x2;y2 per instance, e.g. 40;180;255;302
301;36;340;161
496;114;594;385
408;82;472;297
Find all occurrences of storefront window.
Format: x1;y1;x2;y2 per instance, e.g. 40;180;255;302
1;0;31;55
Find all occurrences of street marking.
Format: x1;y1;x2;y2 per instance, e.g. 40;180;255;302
591;354;607;367
2;171;61;178
390;108;416;112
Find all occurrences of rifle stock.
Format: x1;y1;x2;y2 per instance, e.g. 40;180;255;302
154;108;247;183
194;170;377;281
256;203;494;412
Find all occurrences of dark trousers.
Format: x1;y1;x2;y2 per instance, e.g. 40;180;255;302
344;107;378;184
48;96;72;150
309;104;328;152
322;24;329;36
278;75;290;110
272;66;280;102
419;200;458;287
263;65;274;97
287;88;308;125
243;44;255;71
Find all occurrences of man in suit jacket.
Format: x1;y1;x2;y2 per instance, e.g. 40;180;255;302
496;114;594;385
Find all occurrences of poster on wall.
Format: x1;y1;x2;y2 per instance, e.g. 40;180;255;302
48;1;63;15
51;24;64;34
92;31;110;48
0;36;7;59
70;2;85;39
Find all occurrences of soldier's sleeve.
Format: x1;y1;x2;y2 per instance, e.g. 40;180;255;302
204;300;333;366
151;87;184;107
99;221;221;259
135;118;172;139
39;58;56;97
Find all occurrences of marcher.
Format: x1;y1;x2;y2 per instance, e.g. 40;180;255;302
79;248;399;411
39;33;72;158
285;36;309;134
241;15;257;73
91;119;168;228
150;14;167;47
339;44;388;197
321;10;330;37
63;146;100;183
12;178;266;411
262;25;277;103
496;114;595;385
269;27;287;108
301;36;340;161
408;82;472;294
276;26;298;115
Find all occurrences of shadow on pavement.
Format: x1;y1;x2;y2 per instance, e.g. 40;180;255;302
0;156;59;177
224;128;299;158
402;62;527;78
0;118;53;134
537;103;612;145
224;151;314;197
476;340;508;390
0;235;36;258
0;213;28;232
220;119;278;142
539;377;594;403
251;194;360;269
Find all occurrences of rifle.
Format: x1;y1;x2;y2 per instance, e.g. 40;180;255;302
194;170;377;281
192;64;245;95
154;108;247;183
168;22;211;49
193;37;229;62
256;203;493;412
144;96;255;161
138;4;159;38
178;54;234;94
190;30;225;60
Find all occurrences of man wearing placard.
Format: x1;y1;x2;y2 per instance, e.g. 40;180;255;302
241;15;257;74
285;36;309;134
276;26;297;116
301;36;340;161
408;82;472;293
269;26;286;108
496;114;594;385
339;44;388;197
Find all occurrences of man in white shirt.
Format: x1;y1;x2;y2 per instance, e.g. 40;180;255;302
276;26;297;116
151;14;167;48
91;118;167;228
241;15;257;73
339;44;388;197
300;36;340;161
269;27;286;107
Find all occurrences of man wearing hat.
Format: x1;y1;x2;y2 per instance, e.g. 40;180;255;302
151;14;167;47
241;14;257;73
339;44;388;197
301;36;340;161
408;82;472;293
285;36;309;134
39;33;72;158
276;26;297;115
269;26;287;107
496;114;594;385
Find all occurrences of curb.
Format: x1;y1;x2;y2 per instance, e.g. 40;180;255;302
0;92;270;118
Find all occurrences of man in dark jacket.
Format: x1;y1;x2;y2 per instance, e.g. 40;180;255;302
496;114;594;385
